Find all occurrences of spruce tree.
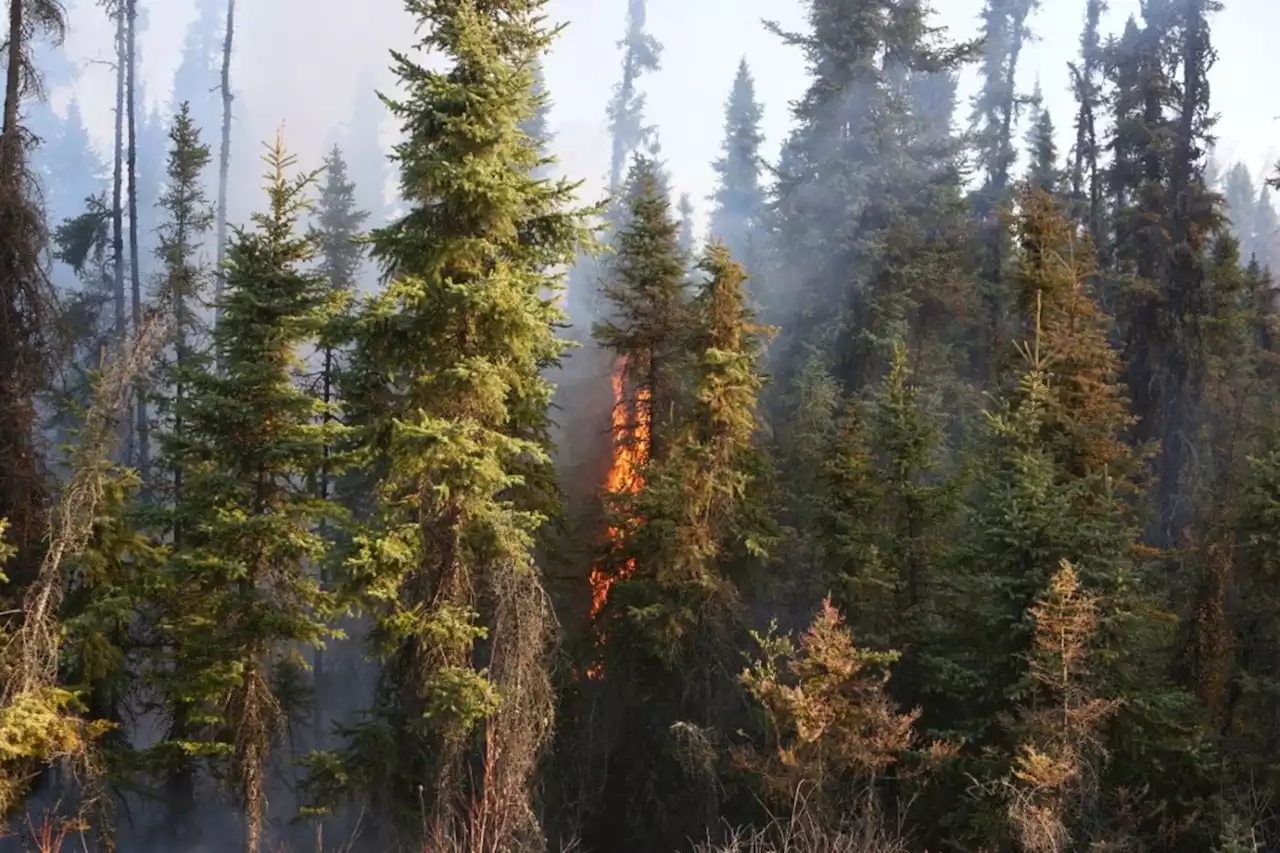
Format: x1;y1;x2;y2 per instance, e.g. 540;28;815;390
309;145;368;508
555;0;661;535
677;191;695;260
1011;189;1138;490
49;194;116;442
38;98;108;243
1223;163;1257;260
773;355;843;604
592;243;771;850
593;155;689;468
608;0;661;190
0;0;66;590
708;58;765;280
151;102;215;532
171;0;225;156
1068;0;1106;244
766;0;974;393
522;59;553;154
970;0;1039;363
313;1;590;845
971;0;1040;203
151;136;341;853
305;144;368;749
1025;84;1061;194
334;74;391;234
1252;182;1277;271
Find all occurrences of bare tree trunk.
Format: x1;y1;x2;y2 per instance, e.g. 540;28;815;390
126;0;148;485
214;0;235;352
110;7;125;337
2;0;22;170
110;3;129;463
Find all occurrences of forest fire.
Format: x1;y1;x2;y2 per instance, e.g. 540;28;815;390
587;355;649;619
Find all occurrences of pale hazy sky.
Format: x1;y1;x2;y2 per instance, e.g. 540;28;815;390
52;0;1280;234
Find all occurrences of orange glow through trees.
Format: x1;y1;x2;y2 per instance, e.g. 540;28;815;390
588;356;649;621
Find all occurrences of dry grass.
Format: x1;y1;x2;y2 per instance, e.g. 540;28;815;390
695;795;913;853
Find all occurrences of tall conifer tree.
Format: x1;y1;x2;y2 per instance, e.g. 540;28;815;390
594;156;689;465
319;0;590;845
766;0;974;392
608;0;660;191
152;102;215;531
708;58;765;280
153;136;341;853
0;0;65;589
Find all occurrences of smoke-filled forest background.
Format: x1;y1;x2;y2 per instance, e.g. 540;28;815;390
8;0;1280;851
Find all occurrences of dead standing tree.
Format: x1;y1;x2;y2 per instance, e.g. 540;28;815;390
0;0;67;592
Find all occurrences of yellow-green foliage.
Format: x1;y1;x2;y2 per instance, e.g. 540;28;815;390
737;598;919;816
0;686;113;815
0;518;13;583
0;520;112;817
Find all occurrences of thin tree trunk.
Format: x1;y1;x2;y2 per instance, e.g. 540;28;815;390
111;8;125;338
312;344;333;751
214;0;235;350
110;4;129;463
2;0;22;172
126;0;148;485
1155;0;1208;549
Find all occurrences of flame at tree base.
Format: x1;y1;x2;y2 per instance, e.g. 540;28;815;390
585;355;649;679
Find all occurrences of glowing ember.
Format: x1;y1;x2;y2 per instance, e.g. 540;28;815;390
588;356;650;620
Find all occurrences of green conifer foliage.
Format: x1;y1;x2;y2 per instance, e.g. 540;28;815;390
305;146;369;752
1025;86;1061;195
709;58;765;277
152;102;215;518
594;155;690;465
308;144;368;513
766;0;975;393
969;0;1039;365
670;244;771;577
971;0;1040;204
153;136;342;853
608;0;661;190
591;243;771;851
1068;0;1106;244
316;0;589;844
774;356;842;591
311;147;368;302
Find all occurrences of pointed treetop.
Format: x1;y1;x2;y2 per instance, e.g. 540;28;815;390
608;0;662;189
709;56;765;268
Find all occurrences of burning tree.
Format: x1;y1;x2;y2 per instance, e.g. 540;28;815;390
586;226;773;845
589;155;687;625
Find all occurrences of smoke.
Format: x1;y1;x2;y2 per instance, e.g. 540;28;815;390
27;0;1280;254
12;0;1280;849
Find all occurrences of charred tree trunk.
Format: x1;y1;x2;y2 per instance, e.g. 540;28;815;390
109;3;129;467
2;0;21;162
126;0;149;485
111;5;125;342
214;0;235;350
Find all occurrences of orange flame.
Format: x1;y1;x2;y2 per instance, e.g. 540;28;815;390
588;356;649;620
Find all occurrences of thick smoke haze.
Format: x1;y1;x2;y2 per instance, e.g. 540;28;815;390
44;0;1280;245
